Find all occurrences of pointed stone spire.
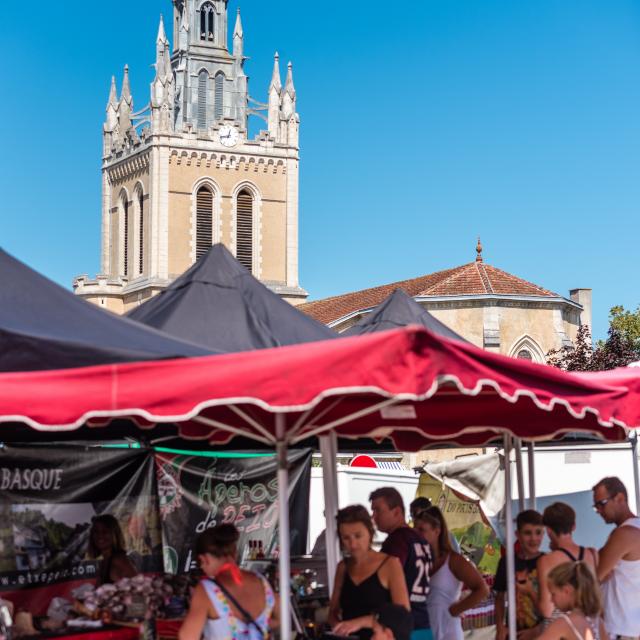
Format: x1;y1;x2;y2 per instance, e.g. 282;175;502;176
104;76;119;135
268;52;282;139
164;40;172;78
154;15;172;83
270;52;282;92
233;8;244;58
107;76;118;107
120;65;132;106
284;61;296;99
281;61;296;120
118;65;133;135
157;13;168;45
179;3;189;51
180;3;189;31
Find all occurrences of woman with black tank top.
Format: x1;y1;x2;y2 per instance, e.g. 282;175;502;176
537;503;598;623
330;505;410;639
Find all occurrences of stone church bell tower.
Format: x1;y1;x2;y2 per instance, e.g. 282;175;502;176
74;0;307;313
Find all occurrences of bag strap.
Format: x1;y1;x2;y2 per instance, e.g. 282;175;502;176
560;612;585;640
209;578;266;639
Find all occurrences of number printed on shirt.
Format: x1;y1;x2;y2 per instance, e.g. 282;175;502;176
410;543;431;600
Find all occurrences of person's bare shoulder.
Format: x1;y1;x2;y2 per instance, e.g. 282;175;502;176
381;553;403;573
537;550;559;572
611;524;640;560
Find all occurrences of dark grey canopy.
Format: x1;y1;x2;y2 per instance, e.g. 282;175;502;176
127;244;336;351
0;248;211;372
342;288;467;341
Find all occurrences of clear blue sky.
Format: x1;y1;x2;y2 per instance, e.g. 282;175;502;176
1;1;639;340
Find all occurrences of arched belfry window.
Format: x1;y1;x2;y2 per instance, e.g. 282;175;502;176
517;349;533;361
200;2;215;41
123;196;130;277
196;185;214;260
138;190;145;275
197;70;208;130
214;72;225;120
236;189;253;271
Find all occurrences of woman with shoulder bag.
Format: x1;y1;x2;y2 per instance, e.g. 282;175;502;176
179;524;279;640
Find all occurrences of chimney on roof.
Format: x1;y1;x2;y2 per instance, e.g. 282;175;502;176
570;288;592;336
476;237;483;263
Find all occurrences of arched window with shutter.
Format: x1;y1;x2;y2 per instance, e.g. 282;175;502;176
197;70;208;131
200;2;215;41
196;185;214;260
214;73;225;120
138;190;145;275
236;189;253;272
123;196;130;277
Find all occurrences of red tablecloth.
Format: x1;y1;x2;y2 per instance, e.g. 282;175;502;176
155;619;183;640
55;626;140;640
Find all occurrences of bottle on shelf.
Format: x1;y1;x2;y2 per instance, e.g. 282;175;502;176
256;540;265;559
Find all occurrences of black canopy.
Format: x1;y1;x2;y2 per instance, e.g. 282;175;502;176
0;248;211;372
127;244;336;351
342;288;468;341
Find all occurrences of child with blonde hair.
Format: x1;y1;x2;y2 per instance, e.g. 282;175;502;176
538;561;606;640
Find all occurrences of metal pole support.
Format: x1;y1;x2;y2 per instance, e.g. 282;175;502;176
276;415;292;640
319;432;340;594
527;442;536;511
503;434;517;640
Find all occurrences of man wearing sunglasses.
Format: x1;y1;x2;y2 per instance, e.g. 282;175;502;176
592;476;640;640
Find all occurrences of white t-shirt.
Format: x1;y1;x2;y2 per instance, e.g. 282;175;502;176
602;517;640;638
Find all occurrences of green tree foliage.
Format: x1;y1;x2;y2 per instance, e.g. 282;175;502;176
609;305;640;350
546;306;640;372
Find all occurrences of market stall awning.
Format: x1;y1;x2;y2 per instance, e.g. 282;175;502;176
0;326;635;448
127;244;335;351
0;248;212;372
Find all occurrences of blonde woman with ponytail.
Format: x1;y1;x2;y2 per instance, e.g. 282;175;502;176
538;561;606;640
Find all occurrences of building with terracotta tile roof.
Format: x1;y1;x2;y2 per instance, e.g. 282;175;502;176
300;240;591;362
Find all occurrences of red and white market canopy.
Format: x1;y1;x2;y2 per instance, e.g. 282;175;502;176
0;327;636;450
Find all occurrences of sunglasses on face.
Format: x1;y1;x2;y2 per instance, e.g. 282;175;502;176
593;496;612;511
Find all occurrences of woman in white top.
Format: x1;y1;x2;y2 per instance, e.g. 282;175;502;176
180;525;278;640
413;507;489;640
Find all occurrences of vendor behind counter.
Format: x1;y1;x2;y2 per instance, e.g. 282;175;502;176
88;516;138;586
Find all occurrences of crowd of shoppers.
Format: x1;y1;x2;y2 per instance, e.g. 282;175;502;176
493;476;640;640
178;474;640;640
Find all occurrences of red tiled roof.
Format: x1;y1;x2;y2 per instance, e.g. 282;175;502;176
299;261;560;325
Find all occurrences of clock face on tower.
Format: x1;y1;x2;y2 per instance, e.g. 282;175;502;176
219;125;239;147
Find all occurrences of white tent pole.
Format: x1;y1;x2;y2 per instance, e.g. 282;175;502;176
275;415;292;640
503;434;517;640
527;442;536;511
631;433;640;515
514;437;525;513
319;432;340;593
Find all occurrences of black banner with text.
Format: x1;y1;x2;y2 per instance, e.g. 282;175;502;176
0;445;161;614
156;449;312;574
